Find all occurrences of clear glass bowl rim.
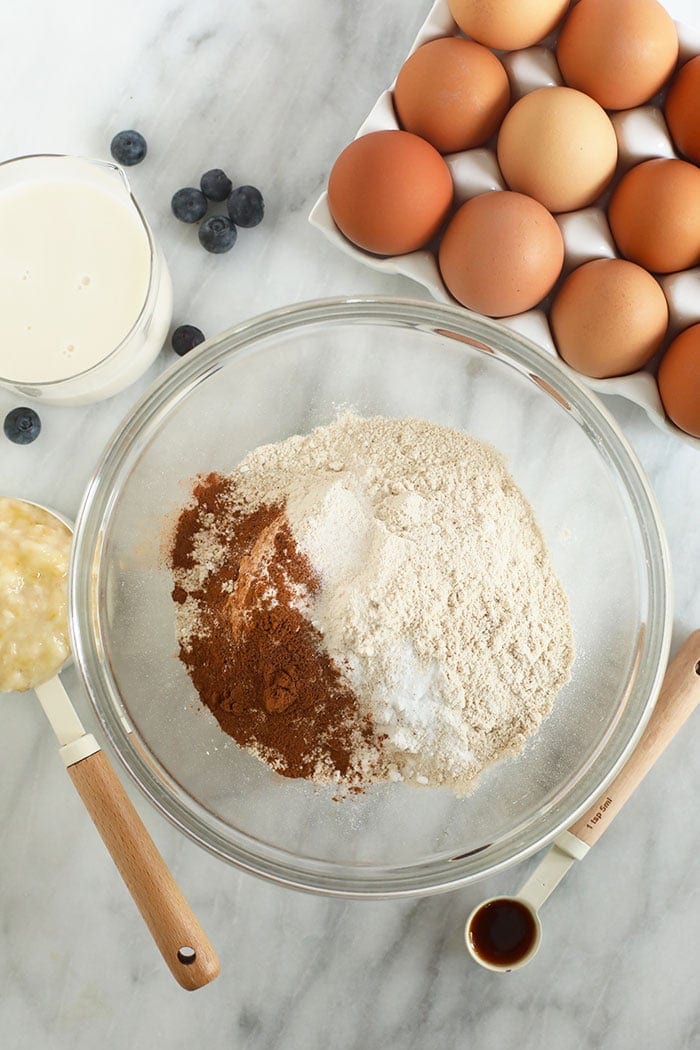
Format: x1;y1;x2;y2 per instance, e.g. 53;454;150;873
69;296;672;898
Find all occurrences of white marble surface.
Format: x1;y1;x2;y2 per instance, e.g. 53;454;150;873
1;1;699;1046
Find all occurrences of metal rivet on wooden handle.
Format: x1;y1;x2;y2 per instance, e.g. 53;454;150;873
67;749;220;990
569;630;700;850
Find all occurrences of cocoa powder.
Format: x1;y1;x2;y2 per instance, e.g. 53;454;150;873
170;473;380;781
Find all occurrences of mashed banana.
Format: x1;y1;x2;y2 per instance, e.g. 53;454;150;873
0;498;72;692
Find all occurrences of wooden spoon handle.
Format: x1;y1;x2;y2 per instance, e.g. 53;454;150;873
67;749;220;990
569;630;700;849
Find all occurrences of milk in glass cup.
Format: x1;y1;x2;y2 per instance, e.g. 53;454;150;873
0;154;173;405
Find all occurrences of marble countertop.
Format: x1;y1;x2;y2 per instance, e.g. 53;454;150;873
1;1;699;1047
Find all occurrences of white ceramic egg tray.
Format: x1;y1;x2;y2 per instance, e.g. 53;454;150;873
309;0;700;449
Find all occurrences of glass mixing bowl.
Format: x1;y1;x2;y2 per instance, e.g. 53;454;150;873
70;297;672;897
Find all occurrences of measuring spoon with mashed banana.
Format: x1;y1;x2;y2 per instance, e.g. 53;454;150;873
0;496;219;990
466;630;700;972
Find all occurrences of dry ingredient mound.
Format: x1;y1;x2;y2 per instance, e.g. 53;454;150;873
170;414;574;792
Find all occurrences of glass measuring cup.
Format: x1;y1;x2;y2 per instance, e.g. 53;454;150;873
0;154;172;406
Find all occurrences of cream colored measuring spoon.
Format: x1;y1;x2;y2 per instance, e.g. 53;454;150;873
466;629;700;972
1;497;219;990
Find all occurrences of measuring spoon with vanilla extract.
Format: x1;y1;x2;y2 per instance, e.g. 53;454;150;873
466;630;700;972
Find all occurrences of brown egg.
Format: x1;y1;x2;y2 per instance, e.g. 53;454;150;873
557;0;678;111
497;87;617;214
327;131;453;256
608;159;700;274
550;259;668;378
438;191;564;317
665;57;700;166
394;38;510;154
447;0;570;51
658;324;700;438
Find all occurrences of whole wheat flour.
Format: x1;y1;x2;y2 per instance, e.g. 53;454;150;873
172;414;574;792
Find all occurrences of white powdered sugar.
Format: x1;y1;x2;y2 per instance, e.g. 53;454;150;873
224;414;574;792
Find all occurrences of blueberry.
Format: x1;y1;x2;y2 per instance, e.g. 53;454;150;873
110;130;147;166
171;187;208;223
198;215;237;254
4;407;41;445
200;168;232;202
171;325;205;356
227;185;264;228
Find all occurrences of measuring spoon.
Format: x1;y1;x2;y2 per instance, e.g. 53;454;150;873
1;498;220;990
465;629;700;972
